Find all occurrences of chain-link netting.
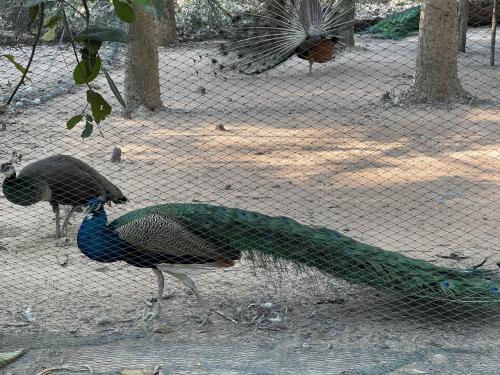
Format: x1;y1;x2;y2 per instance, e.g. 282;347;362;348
1;0;499;374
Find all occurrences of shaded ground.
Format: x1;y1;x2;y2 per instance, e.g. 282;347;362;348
0;28;499;374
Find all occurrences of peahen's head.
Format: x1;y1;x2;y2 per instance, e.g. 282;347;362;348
1;151;22;178
83;197;106;218
0;161;15;178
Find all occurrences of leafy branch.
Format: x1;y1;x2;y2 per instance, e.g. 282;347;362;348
5;0;156;138
4;3;44;106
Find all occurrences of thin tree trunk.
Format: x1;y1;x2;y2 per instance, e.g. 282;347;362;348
491;0;497;65
458;0;469;52
412;0;467;103
157;0;179;47
125;6;162;112
337;0;355;47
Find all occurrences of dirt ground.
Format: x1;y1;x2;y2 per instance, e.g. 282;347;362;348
0;27;499;374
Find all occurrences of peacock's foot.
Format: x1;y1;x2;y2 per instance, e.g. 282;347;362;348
141;303;162;322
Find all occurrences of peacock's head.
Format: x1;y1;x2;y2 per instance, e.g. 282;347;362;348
83;197;106;218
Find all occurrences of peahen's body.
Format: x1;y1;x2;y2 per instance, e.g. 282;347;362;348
78;198;500;324
218;0;353;74
1;153;127;237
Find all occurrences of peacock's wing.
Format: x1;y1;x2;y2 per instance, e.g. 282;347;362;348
108;205;237;264
122;203;324;264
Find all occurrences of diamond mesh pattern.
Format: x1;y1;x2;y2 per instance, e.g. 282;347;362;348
1;1;499;373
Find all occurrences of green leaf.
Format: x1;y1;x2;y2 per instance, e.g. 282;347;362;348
41;26;57;41
3;54;27;75
83;40;102;55
82;115;94;138
27;6;39;31
66;114;83;130
87;90;112;124
73;56;101;85
2;54;32;83
103;69;126;108
43;13;60;28
75;26;128;43
113;0;136;23
0;349;27;369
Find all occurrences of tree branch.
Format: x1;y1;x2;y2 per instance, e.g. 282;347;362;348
82;0;90;29
6;4;45;106
61;5;94;93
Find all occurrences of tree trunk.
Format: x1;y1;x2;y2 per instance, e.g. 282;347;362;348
412;0;467;103
458;0;469;51
157;0;179;47
124;6;162;111
337;0;355;47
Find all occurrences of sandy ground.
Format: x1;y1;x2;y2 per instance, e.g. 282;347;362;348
0;28;499;374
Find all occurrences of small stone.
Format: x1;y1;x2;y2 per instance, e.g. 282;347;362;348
197;86;206;95
430;353;448;365
110;147;122;163
224;184;231;190
215;124;226;131
32;98;41;105
153;324;173;334
96;316;113;326
21;307;33;322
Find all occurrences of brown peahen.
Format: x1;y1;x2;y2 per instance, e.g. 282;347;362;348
1;153;127;237
218;0;353;74
78;198;500;325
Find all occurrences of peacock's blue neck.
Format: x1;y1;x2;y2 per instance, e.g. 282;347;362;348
77;208;126;263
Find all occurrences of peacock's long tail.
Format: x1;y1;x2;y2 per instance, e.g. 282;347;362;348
364;5;421;40
113;203;500;305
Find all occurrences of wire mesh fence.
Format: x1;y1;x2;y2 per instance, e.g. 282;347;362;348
1;0;499;374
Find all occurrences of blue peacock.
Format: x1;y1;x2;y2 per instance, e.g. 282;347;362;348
77;197;500;324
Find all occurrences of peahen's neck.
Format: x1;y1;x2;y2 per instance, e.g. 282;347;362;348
77;209;126;263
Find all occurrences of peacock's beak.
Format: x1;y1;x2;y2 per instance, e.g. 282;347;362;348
83;206;93;218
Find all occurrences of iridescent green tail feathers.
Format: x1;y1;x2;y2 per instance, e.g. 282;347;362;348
110;203;500;306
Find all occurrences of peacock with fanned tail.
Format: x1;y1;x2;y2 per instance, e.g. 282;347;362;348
78;198;500;324
217;0;354;74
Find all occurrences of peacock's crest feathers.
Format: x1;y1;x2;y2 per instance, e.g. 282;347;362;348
106;203;500;305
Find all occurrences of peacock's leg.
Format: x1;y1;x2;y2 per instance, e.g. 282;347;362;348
61;206;78;237
51;203;61;238
151;267;165;319
308;60;313;73
164;270;210;325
